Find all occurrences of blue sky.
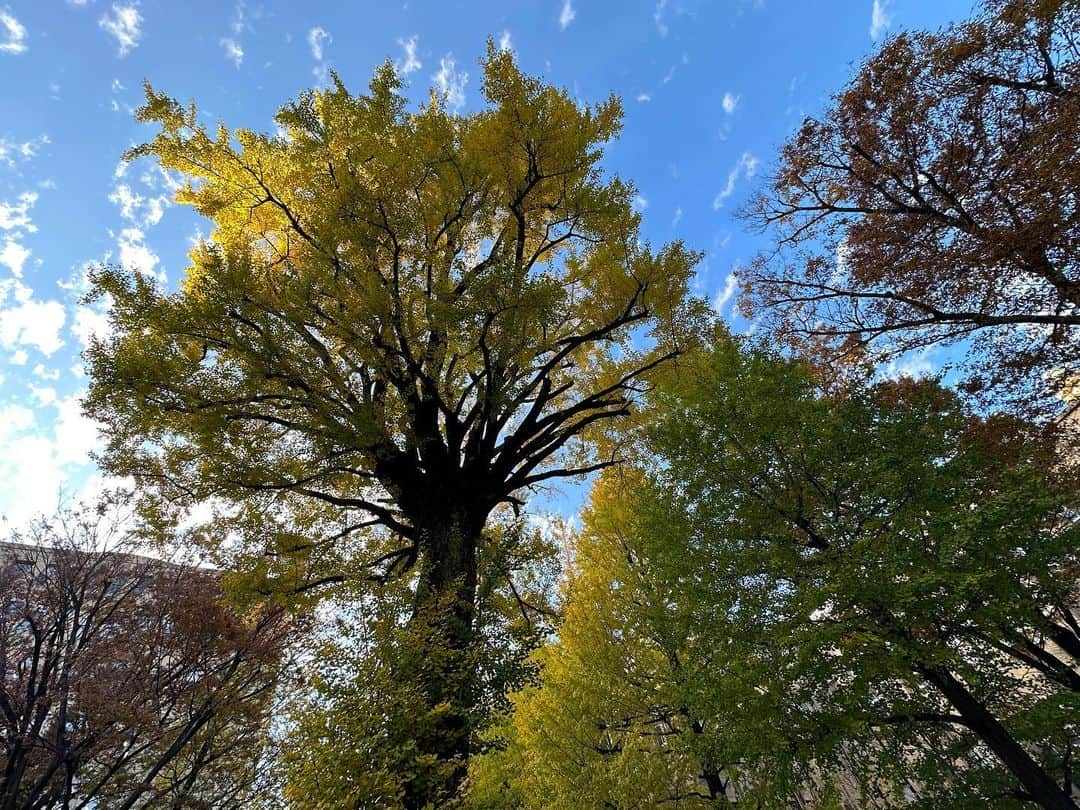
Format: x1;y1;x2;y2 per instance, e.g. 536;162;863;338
0;0;976;526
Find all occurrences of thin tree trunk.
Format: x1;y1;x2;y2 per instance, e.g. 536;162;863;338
919;664;1077;810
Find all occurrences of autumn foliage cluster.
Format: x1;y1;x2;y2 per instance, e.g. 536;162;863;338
0;503;292;809
2;0;1077;808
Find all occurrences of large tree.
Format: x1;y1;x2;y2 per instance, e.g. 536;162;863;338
743;0;1079;416
281;517;560;808
631;339;1080;808
85;46;701;804
476;337;1080;809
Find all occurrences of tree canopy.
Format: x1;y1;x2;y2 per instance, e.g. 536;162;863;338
0;501;291;810
66;1;1080;806
476;336;1079;808
743;0;1079;416
84;45;702;806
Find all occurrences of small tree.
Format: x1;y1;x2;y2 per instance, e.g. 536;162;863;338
743;0;1079;416
0;501;292;809
467;472;740;809
85;46;701;803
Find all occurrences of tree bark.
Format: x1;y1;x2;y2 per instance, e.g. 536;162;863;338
401;500;484;809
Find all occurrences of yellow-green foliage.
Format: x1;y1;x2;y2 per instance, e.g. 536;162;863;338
469;471;718;809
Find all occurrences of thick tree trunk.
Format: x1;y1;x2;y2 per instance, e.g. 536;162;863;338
401;502;484;809
919;664;1078;810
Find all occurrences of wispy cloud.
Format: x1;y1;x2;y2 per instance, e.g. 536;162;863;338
870;0;892;40
396;35;421;75
115;226;160;278
220;1;246;67
722;91;739;114
0;8;27;54
109;183;167;228
884;347;936;380
654;0;669;36
229;0;246;35
433;54;468;111
220;37;243;67
672;206;682;227
307;26;331;61
308;26;332;83
559;0;576;30
498;29;513;52
713;270;739;313
0;134;49;167
712;152;759;210
99;4;141;56
662;52;689;85
637;92;652;103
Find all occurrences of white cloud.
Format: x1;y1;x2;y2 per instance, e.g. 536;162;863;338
633;194;648;211
713;270;739;313
0;278;66;356
109;183;167;227
146;163;182;193
559;0;575;30
31;385;57;406
722;91;739;114
870;0;892;40
0;431;64;525
0;403;34;443
0;191;37;232
396;35;421;75
99;4;141;56
72;303;112;349
308;26;331;83
0;239;29;276
108;162;173;229
661;53;688;85
116;227;160;277
654;0;668;36
636;92;652;103
884;347;936;380
307;26;330;61
0;394;105;528
498;30;513;52
712;152;759;210
221;37;243;67
433;54;468;111
229;0;246;35
53;395;101;466
672;206;682;227
0;8;27;54
0;134;49;167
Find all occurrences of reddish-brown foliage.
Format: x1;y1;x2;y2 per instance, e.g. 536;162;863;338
743;0;1079;418
0;505;293;809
